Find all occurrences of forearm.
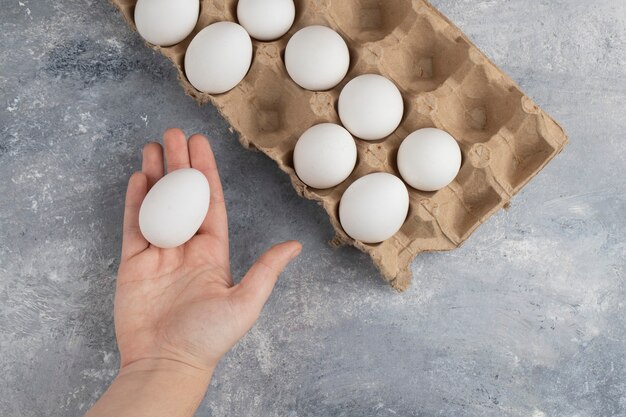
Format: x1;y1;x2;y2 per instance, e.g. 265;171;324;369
86;359;213;417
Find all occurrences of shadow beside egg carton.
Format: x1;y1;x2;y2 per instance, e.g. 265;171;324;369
111;0;568;291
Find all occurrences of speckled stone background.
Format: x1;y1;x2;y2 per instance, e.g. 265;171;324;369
1;1;625;416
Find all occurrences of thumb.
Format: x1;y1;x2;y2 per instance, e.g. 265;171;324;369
234;241;302;315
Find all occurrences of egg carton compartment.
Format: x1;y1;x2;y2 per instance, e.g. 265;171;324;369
327;0;414;44
111;0;568;291
378;9;471;94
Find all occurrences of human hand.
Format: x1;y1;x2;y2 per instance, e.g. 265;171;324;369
115;128;301;376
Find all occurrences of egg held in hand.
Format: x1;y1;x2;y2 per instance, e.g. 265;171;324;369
339;173;409;244
139;168;211;249
397;128;462;192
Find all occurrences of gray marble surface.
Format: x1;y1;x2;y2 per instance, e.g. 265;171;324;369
1;1;625;416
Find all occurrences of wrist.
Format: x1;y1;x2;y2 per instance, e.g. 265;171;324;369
87;358;214;417
118;357;215;383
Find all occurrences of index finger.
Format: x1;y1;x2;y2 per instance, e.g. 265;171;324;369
188;134;229;244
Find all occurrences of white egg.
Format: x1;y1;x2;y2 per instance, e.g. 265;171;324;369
185;22;253;94
285;25;350;91
134;0;199;46
294;123;357;189
339;173;409;243
338;74;404;141
237;0;295;41
139;168;210;249
397;128;462;192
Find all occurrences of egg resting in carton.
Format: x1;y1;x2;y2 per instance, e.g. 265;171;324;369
111;0;568;291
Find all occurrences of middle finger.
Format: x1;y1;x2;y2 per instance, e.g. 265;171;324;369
163;128;191;173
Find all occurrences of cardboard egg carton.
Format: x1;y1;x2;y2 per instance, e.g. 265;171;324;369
111;0;568;291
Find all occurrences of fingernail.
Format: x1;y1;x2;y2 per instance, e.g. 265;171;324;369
289;243;302;261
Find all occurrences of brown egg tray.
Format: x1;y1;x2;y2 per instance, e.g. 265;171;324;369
111;0;568;291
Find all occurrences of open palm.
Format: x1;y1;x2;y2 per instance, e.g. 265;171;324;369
115;128;301;373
